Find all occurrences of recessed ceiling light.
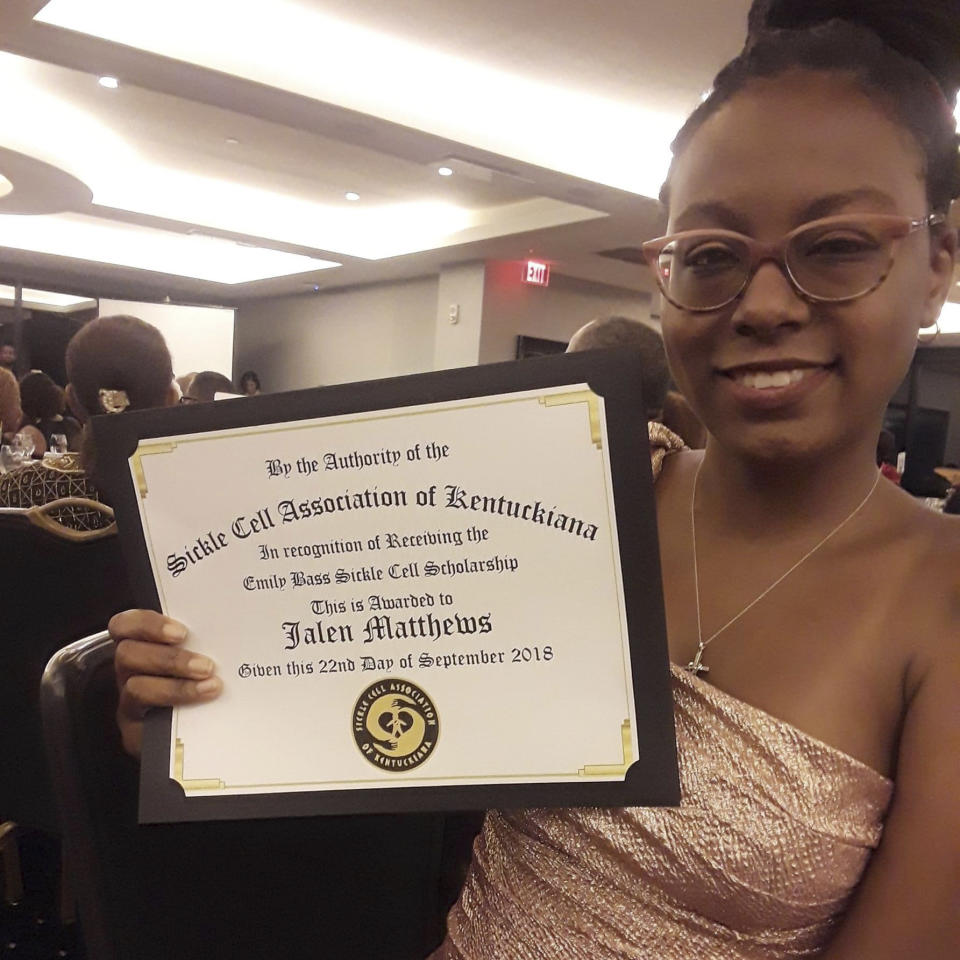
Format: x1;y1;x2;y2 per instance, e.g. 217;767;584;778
0;174;12;199
437;166;454;177
98;75;119;89
344;191;360;201
225;137;239;145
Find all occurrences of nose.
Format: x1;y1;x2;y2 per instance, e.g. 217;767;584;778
731;260;810;339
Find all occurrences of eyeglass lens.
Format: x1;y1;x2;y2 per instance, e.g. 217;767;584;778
657;219;895;311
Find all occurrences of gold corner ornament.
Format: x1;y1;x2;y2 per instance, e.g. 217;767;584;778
173;738;225;793
540;390;602;449
578;720;633;777
131;442;177;498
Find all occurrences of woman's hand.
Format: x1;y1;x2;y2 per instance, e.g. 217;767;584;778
109;609;222;757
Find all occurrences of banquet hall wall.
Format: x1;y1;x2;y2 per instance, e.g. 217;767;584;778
891;364;960;464
233;262;653;392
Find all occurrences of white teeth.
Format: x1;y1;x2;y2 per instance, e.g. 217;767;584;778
733;368;811;390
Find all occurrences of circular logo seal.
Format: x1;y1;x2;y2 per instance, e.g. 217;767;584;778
352;678;439;772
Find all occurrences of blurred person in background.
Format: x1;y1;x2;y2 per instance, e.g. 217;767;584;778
0;366;101;523
566;315;671;421
186;370;237;403
18;370;82;455
238;369;262;396
0;315;181;527
0;339;16;372
1;316;179;527
66;314;181;478
567;315;706;447
176;371;198;398
0;365;22;441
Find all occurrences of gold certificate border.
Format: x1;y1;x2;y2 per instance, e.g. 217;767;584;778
131;387;635;792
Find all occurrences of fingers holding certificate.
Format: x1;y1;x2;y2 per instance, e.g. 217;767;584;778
94;352;679;822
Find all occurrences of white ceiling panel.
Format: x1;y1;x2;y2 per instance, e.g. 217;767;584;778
0;213;339;284
0;0;765;301
36;0;750;196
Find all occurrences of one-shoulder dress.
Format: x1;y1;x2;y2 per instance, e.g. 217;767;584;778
431;424;893;960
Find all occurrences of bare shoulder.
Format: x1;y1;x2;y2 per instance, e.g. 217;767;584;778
900;502;960;612
653;446;698;496
883;493;960;685
917;509;960;650
823;495;959;957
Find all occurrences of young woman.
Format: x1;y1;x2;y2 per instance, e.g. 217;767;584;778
109;2;959;957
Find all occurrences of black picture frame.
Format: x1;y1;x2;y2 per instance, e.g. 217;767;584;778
93;350;679;823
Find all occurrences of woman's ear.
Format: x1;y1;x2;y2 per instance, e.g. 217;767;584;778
921;226;958;331
65;383;88;423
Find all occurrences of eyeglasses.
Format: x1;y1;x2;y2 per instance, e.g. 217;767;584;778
641;212;944;313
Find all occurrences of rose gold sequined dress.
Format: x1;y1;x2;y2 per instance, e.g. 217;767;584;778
433;664;893;960
432;425;893;960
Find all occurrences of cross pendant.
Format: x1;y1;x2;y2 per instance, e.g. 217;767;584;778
686;645;709;676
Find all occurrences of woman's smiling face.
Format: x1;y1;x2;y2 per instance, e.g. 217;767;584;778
661;71;954;463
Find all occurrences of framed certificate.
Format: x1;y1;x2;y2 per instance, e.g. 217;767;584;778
94;351;679;822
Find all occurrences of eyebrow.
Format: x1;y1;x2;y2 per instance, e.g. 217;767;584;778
799;189;900;220
671;188;901;234
672;202;751;233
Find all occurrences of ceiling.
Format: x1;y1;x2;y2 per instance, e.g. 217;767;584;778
0;0;759;306
3;0;958;339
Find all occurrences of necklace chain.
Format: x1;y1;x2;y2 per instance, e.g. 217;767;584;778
687;461;881;676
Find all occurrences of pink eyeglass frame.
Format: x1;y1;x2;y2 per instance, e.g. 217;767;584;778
640;212;945;313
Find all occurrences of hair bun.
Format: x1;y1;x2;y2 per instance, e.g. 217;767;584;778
748;0;960;100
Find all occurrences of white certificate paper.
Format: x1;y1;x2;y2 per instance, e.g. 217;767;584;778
136;386;634;793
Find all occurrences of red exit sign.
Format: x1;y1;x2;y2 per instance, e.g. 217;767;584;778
522;260;550;286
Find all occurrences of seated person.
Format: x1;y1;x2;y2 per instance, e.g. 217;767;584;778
176;371;198;397
0;365;22;442
566;315;707;447
0;316;179;530
185;370;236;403
238;369;261;396
0;365;103;527
18;370;82;455
65;314;180;476
566;315;671;422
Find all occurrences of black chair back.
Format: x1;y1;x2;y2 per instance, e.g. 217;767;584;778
42;633;450;960
0;506;134;831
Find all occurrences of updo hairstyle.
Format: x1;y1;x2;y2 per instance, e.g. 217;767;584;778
66;314;174;417
65;314;175;474
665;0;960;215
